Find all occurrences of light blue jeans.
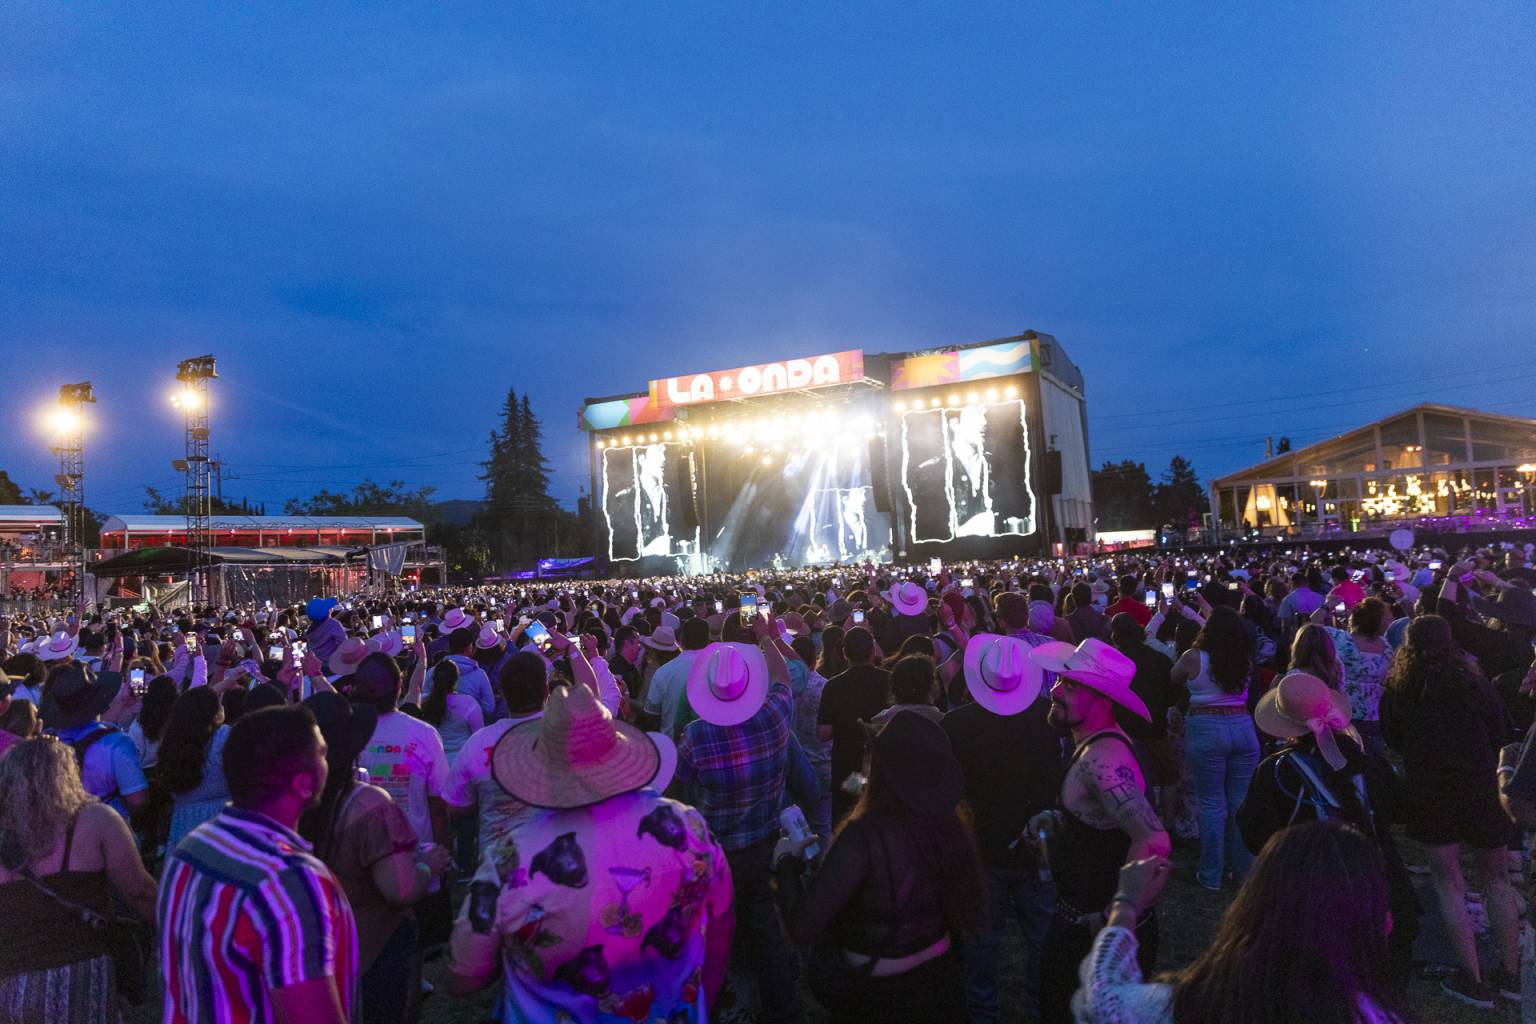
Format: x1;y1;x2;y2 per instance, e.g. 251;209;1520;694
1184;712;1260;889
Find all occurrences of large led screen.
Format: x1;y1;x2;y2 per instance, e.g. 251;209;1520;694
899;398;1035;543
601;443;700;562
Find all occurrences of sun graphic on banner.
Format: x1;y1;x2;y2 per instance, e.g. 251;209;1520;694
891;353;958;390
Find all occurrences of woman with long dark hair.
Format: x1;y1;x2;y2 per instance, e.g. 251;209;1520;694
158;686;231;852
1075;820;1404;1023
1170;606;1259;890
1380;614;1518;1008
416;658;483;766
127;674;179;769
776;710;983;1022
818;625;849;680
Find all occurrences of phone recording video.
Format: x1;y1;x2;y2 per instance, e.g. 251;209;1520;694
524;620;552;651
371;615;384;629
853;609;866;624
129;668;146;697
401;624;417;644
739;594;758;624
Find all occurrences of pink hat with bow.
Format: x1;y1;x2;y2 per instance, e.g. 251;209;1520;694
1254;671;1361;770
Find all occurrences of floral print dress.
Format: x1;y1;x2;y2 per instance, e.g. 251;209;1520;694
1324;627;1393;724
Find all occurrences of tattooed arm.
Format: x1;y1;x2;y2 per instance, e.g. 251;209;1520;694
1078;740;1172;861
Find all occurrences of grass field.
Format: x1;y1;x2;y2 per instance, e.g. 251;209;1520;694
127;837;1518;1023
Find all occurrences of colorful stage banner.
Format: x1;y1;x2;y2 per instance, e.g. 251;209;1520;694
889;339;1034;391
647;349;865;411
579;396;675;432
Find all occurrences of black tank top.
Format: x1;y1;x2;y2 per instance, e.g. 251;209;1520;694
1053;731;1141;910
0;812;113;974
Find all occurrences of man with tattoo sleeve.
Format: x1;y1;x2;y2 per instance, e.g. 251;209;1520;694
1026;638;1172;1024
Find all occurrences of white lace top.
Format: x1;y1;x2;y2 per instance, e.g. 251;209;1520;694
1073;926;1402;1023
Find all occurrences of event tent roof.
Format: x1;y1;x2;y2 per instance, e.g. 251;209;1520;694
0;505;64;527
91;545;358;577
98;514;423;534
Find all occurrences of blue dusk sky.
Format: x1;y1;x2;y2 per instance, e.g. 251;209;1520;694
3;4;1534;511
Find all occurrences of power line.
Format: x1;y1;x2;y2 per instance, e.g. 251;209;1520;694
1086;356;1536;424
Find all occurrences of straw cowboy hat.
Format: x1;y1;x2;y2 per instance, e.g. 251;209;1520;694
491;681;660;810
1254;671;1361;771
440;608;474;634
686;643;770;726
474;624;504;651
962;634;1046;716
34;630;80;663
640;626;679;653
1029;638;1151;723
327;636;370;678
884;581;928;617
649;730;678;792
367;631;404;659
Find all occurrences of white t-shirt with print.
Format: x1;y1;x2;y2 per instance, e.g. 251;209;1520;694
357;710;450;845
444;712;543;856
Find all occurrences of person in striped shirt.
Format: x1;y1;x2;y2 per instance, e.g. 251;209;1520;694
158;704;358;1024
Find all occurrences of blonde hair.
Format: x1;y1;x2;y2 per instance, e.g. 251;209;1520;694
0;738;93;866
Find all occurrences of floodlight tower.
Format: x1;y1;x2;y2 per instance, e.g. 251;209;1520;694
51;382;96;602
171;356;218;604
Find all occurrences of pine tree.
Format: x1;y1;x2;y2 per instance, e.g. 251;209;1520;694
1154;455;1209;529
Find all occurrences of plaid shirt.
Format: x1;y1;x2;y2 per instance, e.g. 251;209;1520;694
676;679;794;851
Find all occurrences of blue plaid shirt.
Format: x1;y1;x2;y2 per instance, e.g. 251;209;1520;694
675;680;794;851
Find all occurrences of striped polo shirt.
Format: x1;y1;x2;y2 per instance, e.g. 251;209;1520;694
159;807;357;1024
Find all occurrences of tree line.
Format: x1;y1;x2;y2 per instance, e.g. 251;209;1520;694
1091;454;1211;532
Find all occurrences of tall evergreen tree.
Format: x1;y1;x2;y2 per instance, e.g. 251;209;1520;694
518;394;554;512
1090;460;1157;530
1154;455;1209;528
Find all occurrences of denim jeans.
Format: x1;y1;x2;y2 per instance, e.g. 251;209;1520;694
963;867;1056;1024
725;836;801;1024
1184;712;1260;889
1522;922;1535;1024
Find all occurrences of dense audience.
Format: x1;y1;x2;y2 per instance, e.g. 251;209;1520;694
0;539;1535;1022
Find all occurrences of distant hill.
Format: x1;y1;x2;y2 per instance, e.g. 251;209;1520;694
429;499;486;526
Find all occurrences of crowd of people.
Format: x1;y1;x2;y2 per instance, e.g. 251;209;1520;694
1;539;1535;1023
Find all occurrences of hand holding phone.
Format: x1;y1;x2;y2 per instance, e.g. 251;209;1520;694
739;594;758;624
129;668;147;697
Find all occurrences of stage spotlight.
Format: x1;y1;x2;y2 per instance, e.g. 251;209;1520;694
761;454;772;465
946;393;959;405
621;434;632;445
744;444;755;454
986;387;999;401
893;400;906;412
928;397;941;408
1004;384;1018;398
596;439;607;449
965;391;978;404
663;430;673;440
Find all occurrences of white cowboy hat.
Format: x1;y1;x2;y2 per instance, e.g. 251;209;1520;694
686;642;770;727
35;630;80;662
1383;560;1412;583
640;625;679;652
962;634;1045;716
884;581;927;617
440;608;473;634
648;730;678;792
367;631;404;659
1029;638;1151;723
327;636;370;678
474;624;503;651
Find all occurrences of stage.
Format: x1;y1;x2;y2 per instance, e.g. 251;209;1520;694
580;331;1094;574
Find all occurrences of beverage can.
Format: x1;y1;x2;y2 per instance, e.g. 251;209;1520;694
779;804;820;861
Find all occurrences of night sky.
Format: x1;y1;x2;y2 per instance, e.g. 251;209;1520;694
4;5;1534;514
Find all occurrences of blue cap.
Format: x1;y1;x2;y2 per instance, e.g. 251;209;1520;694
306;597;339;623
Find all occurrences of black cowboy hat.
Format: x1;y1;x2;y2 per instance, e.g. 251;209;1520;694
40;664;122;730
302;691;379;767
859;710;964;816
